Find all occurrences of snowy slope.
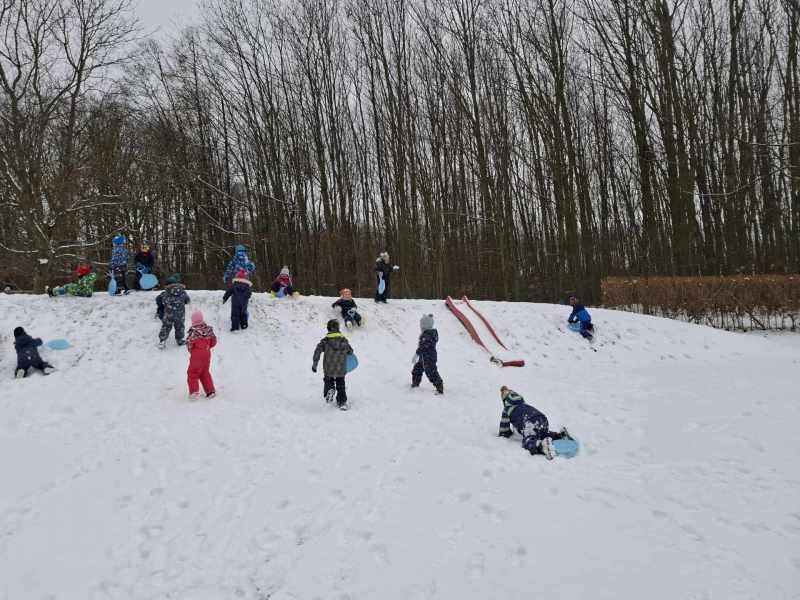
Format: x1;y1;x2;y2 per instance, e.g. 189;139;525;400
0;292;798;600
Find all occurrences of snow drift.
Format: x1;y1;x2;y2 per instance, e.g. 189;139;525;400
0;292;798;599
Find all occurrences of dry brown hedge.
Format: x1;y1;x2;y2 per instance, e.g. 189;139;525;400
601;275;800;331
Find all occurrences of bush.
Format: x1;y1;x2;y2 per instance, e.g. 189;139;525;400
601;275;800;331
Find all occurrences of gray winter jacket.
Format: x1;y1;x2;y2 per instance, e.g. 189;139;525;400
312;333;353;378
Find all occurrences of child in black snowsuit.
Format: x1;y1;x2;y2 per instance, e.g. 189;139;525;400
13;327;54;378
374;251;399;303
312;319;354;410
222;269;253;331
156;275;190;347
332;288;362;328
412;314;444;394
498;386;571;460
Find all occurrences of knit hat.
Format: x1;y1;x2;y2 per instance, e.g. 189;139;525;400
112;234;126;246
191;311;204;326
420;314;435;331
75;263;92;277
235;269;248;279
280;266;290;276
327;319;340;333
166;274;179;284
235;244;246;254
379;251;389;262
13;326;25;338
340;288;352;300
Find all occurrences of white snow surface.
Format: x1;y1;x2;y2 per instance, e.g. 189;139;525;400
1;292;798;600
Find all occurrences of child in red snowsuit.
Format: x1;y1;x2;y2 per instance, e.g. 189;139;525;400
186;310;217;398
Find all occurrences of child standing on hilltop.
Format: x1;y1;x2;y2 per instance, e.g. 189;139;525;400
374;251;399;303
567;294;594;340
156;275;190;348
223;269;253;331
186;311;217;399
134;241;157;289
109;234;130;295
223;245;256;285
411;314;444;394
312;319;354;410
332;288;362;328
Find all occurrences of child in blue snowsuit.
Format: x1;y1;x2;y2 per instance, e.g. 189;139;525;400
109;234;129;294
411;314;443;394
498;386;571;460
223;245;256;285
567;295;593;340
222;269;253;331
13;327;54;378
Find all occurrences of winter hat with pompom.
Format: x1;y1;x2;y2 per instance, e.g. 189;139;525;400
420;314;435;331
112;234;126;246
235;269;248;279
13;326;25;338
280;266;290;276
191;311;204;326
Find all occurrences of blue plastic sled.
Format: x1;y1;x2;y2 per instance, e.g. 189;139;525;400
276;286;286;298
346;353;359;373
567;322;581;332
377;273;386;294
553;438;579;458
107;276;117;296
137;266;158;290
46;339;72;351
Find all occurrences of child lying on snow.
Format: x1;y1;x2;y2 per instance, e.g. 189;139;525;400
498;386;572;460
13;327;54;378
46;263;97;297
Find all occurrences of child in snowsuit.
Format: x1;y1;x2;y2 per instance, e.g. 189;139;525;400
270;266;296;296
412;314;444;394
223;244;256;285
13;327;54;378
222;269;253;331
134;241;157;289
186;311;217;398
497;386;572;460
312;319;354;410
157;275;190;347
374;251;399;303
109;234;130;294
46;263;97;297
567;294;593;340
332;288;362;328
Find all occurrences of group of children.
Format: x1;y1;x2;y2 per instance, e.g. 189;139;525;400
21;240;584;458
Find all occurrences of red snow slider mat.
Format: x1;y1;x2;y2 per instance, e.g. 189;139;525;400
445;296;524;367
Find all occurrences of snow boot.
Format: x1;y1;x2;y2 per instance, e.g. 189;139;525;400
14;368;25;379
325;388;337;404
559;427;573;441
158;340;166;349
435;382;444;395
539;437;556;460
338;401;349;411
43;366;55;376
45;286;53;297
189;392;201;400
176;339;186;346
206;391;217;399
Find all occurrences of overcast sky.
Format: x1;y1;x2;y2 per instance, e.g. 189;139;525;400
135;0;201;38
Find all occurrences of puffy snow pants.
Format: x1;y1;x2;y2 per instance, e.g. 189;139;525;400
188;349;215;395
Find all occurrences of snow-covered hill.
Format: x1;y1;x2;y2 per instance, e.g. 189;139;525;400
1;292;798;599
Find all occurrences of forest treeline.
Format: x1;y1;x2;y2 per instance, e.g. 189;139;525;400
0;0;799;300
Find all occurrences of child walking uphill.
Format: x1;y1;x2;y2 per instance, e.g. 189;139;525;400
157;275;190;348
332;288;362;328
222;269;253;331
312;319;354;410
13;327;54;378
412;314;444;394
567;294;594;340
186;311;217;399
497;386;572;460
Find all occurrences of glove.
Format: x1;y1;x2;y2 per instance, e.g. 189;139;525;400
393;265;400;271
312;365;317;373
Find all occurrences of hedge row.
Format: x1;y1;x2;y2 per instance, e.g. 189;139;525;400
601;275;800;331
